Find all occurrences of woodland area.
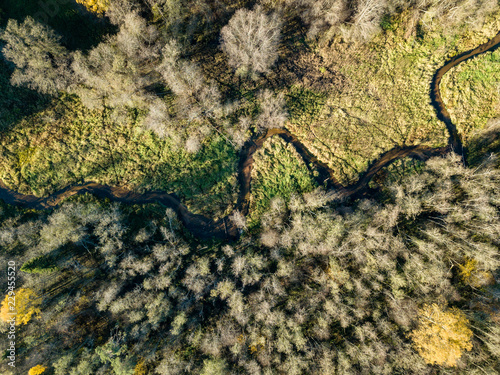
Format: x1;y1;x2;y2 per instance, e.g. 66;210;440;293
0;0;499;374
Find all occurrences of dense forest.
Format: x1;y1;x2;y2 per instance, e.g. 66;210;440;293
0;0;499;374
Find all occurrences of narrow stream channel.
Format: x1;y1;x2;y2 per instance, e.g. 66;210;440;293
1;31;499;240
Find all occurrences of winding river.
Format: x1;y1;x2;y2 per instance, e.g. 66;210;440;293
1;31;499;240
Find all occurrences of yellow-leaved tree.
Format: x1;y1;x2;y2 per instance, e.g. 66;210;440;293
75;0;110;14
410;303;473;367
28;365;46;375
458;258;496;288
134;359;147;375
0;288;41;325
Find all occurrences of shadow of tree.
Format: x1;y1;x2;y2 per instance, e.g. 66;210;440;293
0;0;116;131
0;59;51;133
467;119;500;166
138;137;238;218
1;0;115;51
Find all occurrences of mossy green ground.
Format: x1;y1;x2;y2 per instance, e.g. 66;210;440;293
0;96;238;218
441;48;500;147
285;11;500;185
249;136;316;226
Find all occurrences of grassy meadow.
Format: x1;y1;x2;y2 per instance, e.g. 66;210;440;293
441;47;500;148
249;136;316;226
0;95;238;218
0;2;499;220
283;10;500;185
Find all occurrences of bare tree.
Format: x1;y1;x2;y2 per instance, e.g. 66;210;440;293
220;5;282;77
0;17;72;95
342;0;387;42
414;0;498;32
157;40;223;121
283;0;349;40
70;10;161;109
143;98;177;140
256;89;288;130
154;40;231;151
226;116;251;149
185;134;202;153
230;210;247;229
105;0;136;25
277;0;499;43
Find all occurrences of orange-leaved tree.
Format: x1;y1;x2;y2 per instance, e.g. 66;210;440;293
0;288;41;325
410;303;473;366
28;365;47;375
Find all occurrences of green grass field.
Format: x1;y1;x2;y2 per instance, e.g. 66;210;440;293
0;95;238;218
284;10;500;185
249;136;316;226
441;47;500;148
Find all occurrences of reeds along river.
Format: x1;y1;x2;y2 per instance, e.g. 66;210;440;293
1;31;500;240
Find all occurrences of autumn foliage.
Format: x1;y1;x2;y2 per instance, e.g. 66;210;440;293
134;359;147;375
0;288;41;325
28;365;47;375
410;304;473;366
459;258;496;288
75;0;109;14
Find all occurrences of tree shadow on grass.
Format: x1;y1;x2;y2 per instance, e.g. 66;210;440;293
1;0;115;51
138;137;238;217
0;0;116;131
466;119;500;166
0;59;51;133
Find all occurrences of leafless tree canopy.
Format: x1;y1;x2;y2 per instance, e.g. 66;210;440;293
220;6;282;77
273;0;499;42
0;17;72;95
256;89;288;130
2;154;500;373
157;41;223;122
70;9;162;109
